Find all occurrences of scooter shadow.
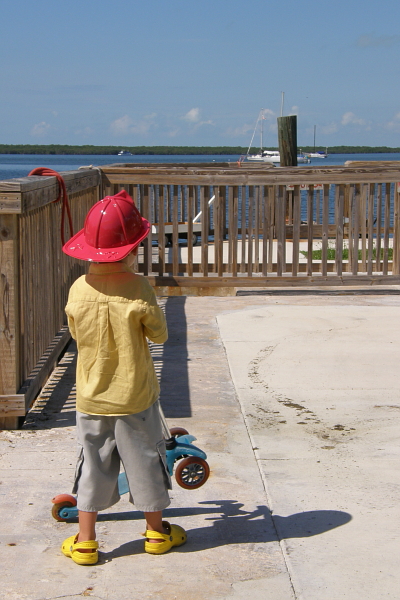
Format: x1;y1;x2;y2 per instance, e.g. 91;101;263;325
98;500;352;562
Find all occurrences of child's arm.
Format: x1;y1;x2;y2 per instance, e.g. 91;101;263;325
141;290;168;344
65;305;77;340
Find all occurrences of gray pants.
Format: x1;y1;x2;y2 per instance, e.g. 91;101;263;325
73;402;171;513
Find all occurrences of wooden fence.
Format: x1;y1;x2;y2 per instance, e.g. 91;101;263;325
100;161;400;292
1;160;400;428
0;169;100;428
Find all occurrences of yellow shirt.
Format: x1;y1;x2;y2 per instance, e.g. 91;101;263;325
65;263;168;415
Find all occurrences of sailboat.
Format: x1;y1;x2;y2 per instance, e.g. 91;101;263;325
305;126;328;159
245;109;310;164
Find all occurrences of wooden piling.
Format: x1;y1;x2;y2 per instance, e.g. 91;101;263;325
278;115;298;167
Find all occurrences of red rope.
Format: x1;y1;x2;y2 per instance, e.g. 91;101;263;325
28;168;74;246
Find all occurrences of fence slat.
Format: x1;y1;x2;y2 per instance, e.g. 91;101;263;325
383;183;391;275
292;185;301;276
367;184;375;276
187;186;194;277
307;187;314;276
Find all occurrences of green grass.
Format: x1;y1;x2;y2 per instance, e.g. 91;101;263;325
301;247;393;260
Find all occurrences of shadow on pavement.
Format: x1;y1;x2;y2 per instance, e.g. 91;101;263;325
97;501;352;561
159;296;191;418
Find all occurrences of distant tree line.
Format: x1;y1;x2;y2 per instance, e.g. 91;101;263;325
1;144;400;155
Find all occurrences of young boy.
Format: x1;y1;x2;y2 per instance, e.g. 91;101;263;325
61;190;186;565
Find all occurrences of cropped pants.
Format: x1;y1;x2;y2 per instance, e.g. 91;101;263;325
73;401;171;513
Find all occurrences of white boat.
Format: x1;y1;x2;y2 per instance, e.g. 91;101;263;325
244;109;310;164
118;150;132;156
306;150;328;159
304;127;328;159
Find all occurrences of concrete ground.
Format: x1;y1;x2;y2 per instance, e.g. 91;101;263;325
1;288;400;599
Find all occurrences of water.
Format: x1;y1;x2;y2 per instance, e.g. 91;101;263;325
0;154;238;181
1;152;400;181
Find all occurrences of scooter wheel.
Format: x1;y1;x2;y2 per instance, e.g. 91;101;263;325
175;457;210;490
169;427;189;437
51;501;76;522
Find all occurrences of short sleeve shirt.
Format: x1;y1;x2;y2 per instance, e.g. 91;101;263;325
65;263;168;415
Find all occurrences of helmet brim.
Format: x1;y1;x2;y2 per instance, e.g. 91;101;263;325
62;217;150;262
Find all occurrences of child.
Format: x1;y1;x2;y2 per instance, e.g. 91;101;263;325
61;190;186;565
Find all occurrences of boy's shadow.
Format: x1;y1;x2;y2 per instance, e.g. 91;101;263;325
99;500;352;563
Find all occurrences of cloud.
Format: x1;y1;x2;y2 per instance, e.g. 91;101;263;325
226;124;254;137
261;108;275;120
320;123;338;135
183;108;200;123
385;112;400;132
110;115;133;135
30;121;51;137
110;114;157;136
341;112;365;126
289;106;299;116
357;33;400;48
182;108;214;130
75;127;95;137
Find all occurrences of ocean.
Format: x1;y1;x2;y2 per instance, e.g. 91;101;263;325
1;152;400;181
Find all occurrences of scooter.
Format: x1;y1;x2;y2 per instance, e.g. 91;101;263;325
51;409;209;522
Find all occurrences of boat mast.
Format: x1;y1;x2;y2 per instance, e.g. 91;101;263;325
314;125;316;152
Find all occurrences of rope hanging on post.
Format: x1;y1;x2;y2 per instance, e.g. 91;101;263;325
28;168;74;246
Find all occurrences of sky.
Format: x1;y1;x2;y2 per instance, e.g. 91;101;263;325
1;0;400;148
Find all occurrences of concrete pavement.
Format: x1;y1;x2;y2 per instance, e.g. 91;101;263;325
1;289;399;599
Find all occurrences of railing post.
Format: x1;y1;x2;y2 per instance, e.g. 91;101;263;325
394;182;400;275
0;214;22;429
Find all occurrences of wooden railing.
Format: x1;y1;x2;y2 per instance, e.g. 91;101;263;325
0;169;100;428
100;161;400;292
1;160;400;428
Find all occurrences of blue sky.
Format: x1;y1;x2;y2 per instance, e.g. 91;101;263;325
1;0;400;148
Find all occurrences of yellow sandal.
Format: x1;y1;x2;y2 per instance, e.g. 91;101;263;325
61;534;99;565
144;521;187;555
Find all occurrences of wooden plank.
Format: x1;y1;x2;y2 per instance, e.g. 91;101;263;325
292;185;301;276
247;186;254;277
321;185;329;276
0;216;19;395
383;183;391;275
187;186;194;277
254;186;260;273
158;186;165;276
216;186;224;277
141;185;150;276
240;186;246;273
101;166;400;187
0;170;100;213
232;186;238;277
142;261;395;275
360;184;367;271
262;186;268;276
352;184;360;275
201;186;209;277
0;395;25;417
172;186;179;276
276;186;285;276
307;187;314;276
394;183;400;275
336;185;344;276
148;274;400;289
375;184;382;272
213;186;220;275
0;193;22;213
367;184;375;276
0;214;20;429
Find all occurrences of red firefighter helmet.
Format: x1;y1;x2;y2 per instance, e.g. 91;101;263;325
62;190;150;262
